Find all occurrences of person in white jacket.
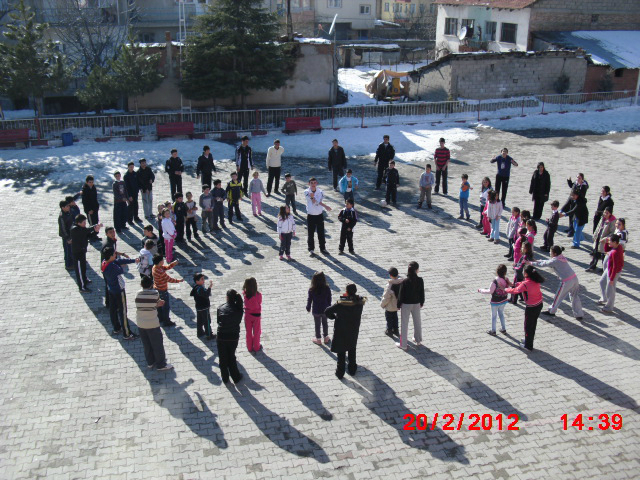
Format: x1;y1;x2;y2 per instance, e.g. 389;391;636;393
486;190;504;244
276;205;296;260
380;267;403;337
266;139;284;196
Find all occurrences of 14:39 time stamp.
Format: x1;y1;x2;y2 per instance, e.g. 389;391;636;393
561;414;623;431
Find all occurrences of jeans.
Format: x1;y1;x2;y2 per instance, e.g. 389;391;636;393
385;311;399;331
459;197;469;217
196;309;213;337
490;218;501;240
495;175;510;205
267;166;281;193
400;303;422;348
141;190;153;218
279;232;292;256
201;209;214;232
245;313;261;352
490;303;507;332
114;202;128;231
435;168;447;194
213;202;225;226
217;333;242;383
62;239;73;268
169;175;182;199
108;290;132;336
157;290;171;325
307;214;326;251
285;194;297;213
140;327;167;368
573;219;585;247
313;313;328;339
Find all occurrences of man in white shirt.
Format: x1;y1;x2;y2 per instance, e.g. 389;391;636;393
304;177;332;255
266;139;284;196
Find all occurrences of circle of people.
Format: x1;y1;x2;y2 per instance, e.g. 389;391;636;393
57;134;629;381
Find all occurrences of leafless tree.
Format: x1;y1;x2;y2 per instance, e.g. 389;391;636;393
401;10;437;41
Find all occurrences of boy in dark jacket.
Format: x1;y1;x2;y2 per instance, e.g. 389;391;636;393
226;173;243;224
281;173;298;214
124;161;141;224
211;179;227;229
328;139;347;191
561;190;589;248
112;171;129;232
217;289;244;384
165;149;184;199
325;284;366;379
384;160;400;206
374;134;395;190
190;273;215;340
172;192;187;242
59;200;74;270
196;146;216;188
338;199;358;255
81;175;100;230
541;201;560;252
137;158;155;219
70;214;102;292
101;246;139;339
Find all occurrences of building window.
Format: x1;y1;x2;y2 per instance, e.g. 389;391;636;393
410;4;416;14
485;21;497;41
614;68;624;77
461;18;474;34
500;22;517;43
420;4;426;13
444;17;458;36
394;3;401;13
430;3;436;13
138;32;154;43
360;4;371;14
327;0;342;7
591;14;599;23
384;2;389;12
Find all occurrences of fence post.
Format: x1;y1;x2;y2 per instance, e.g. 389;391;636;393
255;109;260;131
477;101;481;122
361;105;365;128
521;98;525;117
541;95;546;114
35;117;42;140
331;107;335;129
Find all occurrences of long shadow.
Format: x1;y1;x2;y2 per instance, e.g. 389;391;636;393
254;352;333;421
406;348;527;419
284;259;343;293
312;254;384;297
342;367;469;464
230;382;330;464
163;325;222;385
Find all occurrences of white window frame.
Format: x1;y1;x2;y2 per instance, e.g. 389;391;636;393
444;17;458;36
485;21;497;41
359;4;371;15
327;0;342;8
410;4;416;14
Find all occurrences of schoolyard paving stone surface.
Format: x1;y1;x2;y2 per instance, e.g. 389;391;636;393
0;127;639;480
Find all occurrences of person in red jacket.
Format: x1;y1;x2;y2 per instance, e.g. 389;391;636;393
599;234;624;313
505;265;545;352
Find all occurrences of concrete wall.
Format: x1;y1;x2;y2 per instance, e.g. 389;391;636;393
584;65;640;94
315;0;375;31
410;51;586;101
132;42;335;110
530;0;640;34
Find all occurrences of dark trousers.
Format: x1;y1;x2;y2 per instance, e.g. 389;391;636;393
104;278;110;306
386;185;397;204
435;168;447;194
108;290;132;336
140;327;167;368
217;333;242;383
279;232;292;256
228;201;241;222
213;202;225;226
376;164;387;189
331;167;344;189
157;290;171;325
73;251;88;290
336;349;357;377
114;201;128;231
507;237;515;258
285;194;297;213
127;196;139;222
175;220;185;240
532;196;546;220
196;309;213;337
169;175;182;199
307;214;326;251
62;239;73;268
339;226;354;252
86;209;100;239
201;174;212;190
238;168;250;195
385;311;399;331
495;175;510;205
267;167;281;194
589;251;604;269
186;218;198;239
592;214;603;234
523;303;543;350
543;226;557;248
313;314;328;338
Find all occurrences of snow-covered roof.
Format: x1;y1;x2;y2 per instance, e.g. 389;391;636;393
534;31;640;69
374;19;401;28
294;37;331;44
342;44;401;51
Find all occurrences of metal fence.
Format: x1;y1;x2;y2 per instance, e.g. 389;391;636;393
1;90;636;142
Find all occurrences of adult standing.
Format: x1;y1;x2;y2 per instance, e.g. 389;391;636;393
490;148;518;206
328;139;347;192
529;161;551;220
196;145;216;190
236;135;253;196
137;158;155;220
563;173;588;236
216;289;244;384
433;137;450;195
587;207;616;272
165;149;184;199
592;186;614;234
374;134;395;190
266;139;284;196
81;175;100;241
304;177;332;255
325;284;366;379
124;161;141;224
396;261;425;350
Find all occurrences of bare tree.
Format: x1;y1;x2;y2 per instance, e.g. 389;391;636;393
401;10;437;41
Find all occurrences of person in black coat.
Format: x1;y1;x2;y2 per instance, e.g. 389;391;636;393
592;186;614;234
124;162;141;224
196;145;216;189
563;173;588;235
137;158;155;219
374;135;395;190
529;162;551;220
328;139;347;191
81;175;100;240
216;289;244;384
165;149;184;199
396;261;425;350
325;284;366;379
70;214;102;292
384;161;400;206
561;190;589;248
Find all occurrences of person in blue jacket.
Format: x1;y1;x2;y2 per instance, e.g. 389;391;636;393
102;246;140;340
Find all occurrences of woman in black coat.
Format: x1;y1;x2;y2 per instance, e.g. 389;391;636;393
216;289;244;384
592;186;614;234
529;162;551;220
325;284;366;379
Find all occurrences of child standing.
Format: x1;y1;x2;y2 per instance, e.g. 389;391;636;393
561;190;589;248
190;273;215;340
211;179;226;230
152;254;183;327
338;199;358;255
141;224;160;257
185;192;200;241
541;201;560;252
199;185;214;234
525;219;537;247
102;246;139;340
226;172;243;224
161;208;177;263
136;276;173;371
282;173;298;214
306;271;332;345
614;218;628;249
339;169;359;204
511;241;534;305
458;174;472;220
277;205;296;261
138;239;155;278
478;264;512;335
112;171;129;233
59;200;74;270
380;267;402;337
599;234;624;313
243;277;262;353
70;214;102;292
173;193;187;242
505;265;545;352
476;177;492;229
384;160;400;207
486;190;503;244
505;207;521;260
81;175;100;241
249;170;267;216
216;290;244;384
418;164;435;209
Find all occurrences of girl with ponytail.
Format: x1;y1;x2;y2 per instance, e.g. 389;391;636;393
505;265;545;352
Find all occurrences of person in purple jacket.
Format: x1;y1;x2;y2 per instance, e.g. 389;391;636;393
306;271;332;345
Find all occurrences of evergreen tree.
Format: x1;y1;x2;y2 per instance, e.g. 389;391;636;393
0;0;68;116
180;0;295;108
76;65;119;114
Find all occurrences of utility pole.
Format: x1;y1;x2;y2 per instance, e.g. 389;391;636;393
286;0;293;41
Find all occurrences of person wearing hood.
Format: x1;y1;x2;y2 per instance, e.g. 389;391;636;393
380;267;402;337
325;284;366;379
528;246;583;320
102;246;139;339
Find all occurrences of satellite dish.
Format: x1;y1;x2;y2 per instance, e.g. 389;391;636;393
458;27;467;41
328;14;338;35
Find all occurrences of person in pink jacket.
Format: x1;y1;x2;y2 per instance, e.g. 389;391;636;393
243;277;263;353
505;265;545;352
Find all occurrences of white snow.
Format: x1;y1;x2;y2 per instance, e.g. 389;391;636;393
1;108;125;120
569;31;640;68
343;44;401;50
294;37;331;44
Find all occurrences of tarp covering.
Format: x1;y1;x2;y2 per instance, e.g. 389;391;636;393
365;70;410;97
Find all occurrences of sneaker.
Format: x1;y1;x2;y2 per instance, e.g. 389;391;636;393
518;342;532;352
575;317;583;321
162;320;177;327
466;216;471;220
494;239;499;244
323;336;331;345
234;374;244;384
488;237;494;242
506;257;514;262
486;330;497;336
597;300;605;305
585;267;595;272
393;328;400;337
385;329;393;337
287;255;293;261
320;249;328;255
157;364;174;371
123;333;139;340
504;253;511;257
412;337;422;346
417;203;422;209
279;255;284;260
499;329;507;335
457;215;464;219
541;311;555;317
600;307;613;314
338;250;345;255
312;338;321;345
112;329;122;335
147;364;155;369
349;250;355;255
85;279;93;284
395;342;407;351
476;225;483;230
308;250;315;256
